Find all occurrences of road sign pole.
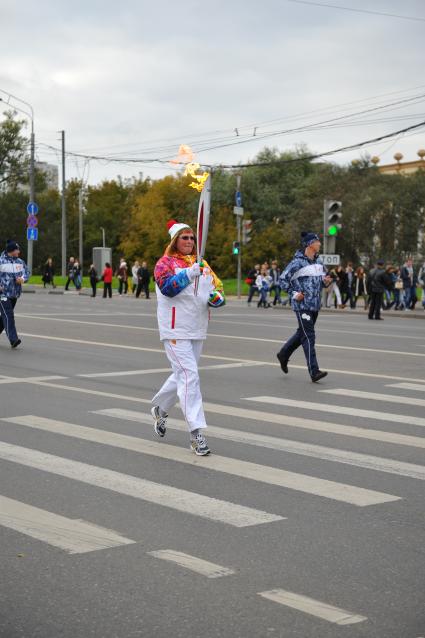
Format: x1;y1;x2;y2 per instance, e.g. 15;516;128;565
27;128;35;273
237;215;241;299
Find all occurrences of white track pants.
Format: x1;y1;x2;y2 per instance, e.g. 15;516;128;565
152;339;207;433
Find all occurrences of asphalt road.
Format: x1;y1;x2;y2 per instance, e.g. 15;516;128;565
0;291;424;638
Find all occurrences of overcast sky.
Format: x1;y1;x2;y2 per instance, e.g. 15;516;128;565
1;0;424;185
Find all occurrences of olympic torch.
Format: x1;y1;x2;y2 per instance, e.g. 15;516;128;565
194;173;211;296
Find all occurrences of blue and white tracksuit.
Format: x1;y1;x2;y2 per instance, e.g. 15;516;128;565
0;251;30;344
278;250;327;377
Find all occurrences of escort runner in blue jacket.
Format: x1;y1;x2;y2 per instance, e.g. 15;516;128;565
0;240;30;348
277;232;332;382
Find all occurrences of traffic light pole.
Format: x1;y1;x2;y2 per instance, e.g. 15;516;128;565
323;200;328;255
237;215;241;299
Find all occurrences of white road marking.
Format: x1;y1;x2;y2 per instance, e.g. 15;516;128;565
1;416;401;506
0;495;135;554
0;441;282;528
199;403;425;448
78;362;262;378
258;589;367;625
18;316;425;357
320;388;425;408
14;332;425;384
388;382;425;392
147;550;235;578
246;396;425;428
0;375;66;385
95;409;425;480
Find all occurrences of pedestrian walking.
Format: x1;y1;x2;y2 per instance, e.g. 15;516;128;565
256;266;272;308
418;261;425;309
353;266;368;309
131;261;140;294
151;219;225;455
102;262;113;298
42;258;56;289
135;261;151;299
116;258;128;295
65;257;76;291
246;264;260;304
89;264;98;297
269;260;282;305
400;258;416;310
367;259;386;320
0;240;30;348
277;231;332;382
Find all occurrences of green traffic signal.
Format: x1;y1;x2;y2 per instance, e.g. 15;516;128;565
232;241;240;255
328;225;338;236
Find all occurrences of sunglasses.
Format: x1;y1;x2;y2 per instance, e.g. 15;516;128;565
179;235;195;241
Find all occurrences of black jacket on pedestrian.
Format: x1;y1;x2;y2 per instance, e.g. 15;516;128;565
137;266;150;284
367;267;386;293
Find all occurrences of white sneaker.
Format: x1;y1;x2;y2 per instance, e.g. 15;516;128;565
190;433;211;456
151;406;167;437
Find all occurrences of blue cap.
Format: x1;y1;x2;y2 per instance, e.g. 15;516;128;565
301;232;320;248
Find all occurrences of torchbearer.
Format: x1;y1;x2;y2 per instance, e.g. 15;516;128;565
277;231;332;382
151;218;225;455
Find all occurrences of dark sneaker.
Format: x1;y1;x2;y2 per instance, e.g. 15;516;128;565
311;370;328;383
11;339;21;349
151;406;167;437
276;352;288;374
190;433;211;456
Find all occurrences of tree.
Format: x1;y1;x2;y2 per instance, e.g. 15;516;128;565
0;111;29;189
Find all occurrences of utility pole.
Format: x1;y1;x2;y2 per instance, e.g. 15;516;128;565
236;174;242;299
78;188;84;270
61;131;66;276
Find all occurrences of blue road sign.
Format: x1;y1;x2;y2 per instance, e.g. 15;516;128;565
27;214;38;228
27;228;38;241
235;191;242;207
27;202;39;215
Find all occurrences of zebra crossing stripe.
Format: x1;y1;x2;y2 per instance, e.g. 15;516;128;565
0;495;135;554
0;441;281;528
387;382;425;392
94;409;425;480
147;550;236;578
258;589;367;625
197;403;425;449
245;396;425;428
0;416;401;506
320;388;425;408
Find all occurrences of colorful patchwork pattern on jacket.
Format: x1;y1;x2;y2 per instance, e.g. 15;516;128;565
0;251;30;298
279;250;326;312
154;253;224;305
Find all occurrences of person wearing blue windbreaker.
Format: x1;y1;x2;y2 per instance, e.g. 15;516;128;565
0;240;30;348
277;232;332;382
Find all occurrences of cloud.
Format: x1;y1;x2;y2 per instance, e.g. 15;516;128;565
1;0;423;183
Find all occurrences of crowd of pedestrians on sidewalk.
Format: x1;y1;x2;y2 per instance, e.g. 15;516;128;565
245;256;425;314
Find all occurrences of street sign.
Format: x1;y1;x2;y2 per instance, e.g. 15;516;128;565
27;228;38;241
233;206;244;216
27;202;39;215
320;254;340;266
235;191;242;207
27;214;38;228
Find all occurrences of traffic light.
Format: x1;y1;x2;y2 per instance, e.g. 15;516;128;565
325;200;342;236
232;241;240;255
242;219;252;245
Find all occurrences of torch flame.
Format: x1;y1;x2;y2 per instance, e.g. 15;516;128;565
171;144;209;192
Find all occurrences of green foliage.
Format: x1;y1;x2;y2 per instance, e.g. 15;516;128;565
1;141;425;275
0;111;29;188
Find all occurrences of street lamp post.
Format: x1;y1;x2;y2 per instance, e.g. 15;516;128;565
0;91;35;272
100;227;106;247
